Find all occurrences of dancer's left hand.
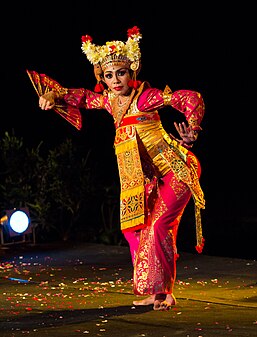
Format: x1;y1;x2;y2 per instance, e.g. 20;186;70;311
174;122;198;146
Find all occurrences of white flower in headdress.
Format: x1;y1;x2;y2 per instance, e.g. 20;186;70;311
81;26;142;65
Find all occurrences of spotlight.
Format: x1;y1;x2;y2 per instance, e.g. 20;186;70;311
0;208;34;245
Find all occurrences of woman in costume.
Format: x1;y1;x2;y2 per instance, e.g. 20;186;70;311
27;26;205;311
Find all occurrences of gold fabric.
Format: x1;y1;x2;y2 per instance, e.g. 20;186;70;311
115;125;145;231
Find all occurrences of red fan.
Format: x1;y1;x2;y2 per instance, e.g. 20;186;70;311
26;70;82;130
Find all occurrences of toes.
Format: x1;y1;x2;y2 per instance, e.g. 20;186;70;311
153;294;176;311
153;300;171;311
160;300;172;311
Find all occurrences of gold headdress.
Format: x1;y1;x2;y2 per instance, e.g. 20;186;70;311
81;26;142;92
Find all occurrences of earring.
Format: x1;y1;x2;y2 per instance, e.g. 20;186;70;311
128;61;142;89
128;79;142;89
94;81;105;93
94;63;105;93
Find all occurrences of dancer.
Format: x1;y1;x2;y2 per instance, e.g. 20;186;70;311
27;26;205;311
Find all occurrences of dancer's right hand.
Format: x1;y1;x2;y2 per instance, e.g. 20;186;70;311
39;91;56;110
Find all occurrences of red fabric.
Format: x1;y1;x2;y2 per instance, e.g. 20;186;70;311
125;170;192;296
119;113;160;126
137;88;205;131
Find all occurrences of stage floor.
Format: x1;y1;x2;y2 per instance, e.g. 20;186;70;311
0;242;256;336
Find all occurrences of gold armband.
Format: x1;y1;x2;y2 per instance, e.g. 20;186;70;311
162;85;173;105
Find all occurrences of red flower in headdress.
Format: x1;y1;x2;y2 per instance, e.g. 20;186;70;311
109;45;116;53
127;26;140;38
81;35;93;43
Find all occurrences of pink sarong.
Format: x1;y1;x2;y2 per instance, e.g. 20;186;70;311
125;168;197;295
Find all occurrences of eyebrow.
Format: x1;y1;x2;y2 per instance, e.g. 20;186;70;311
105;68;128;74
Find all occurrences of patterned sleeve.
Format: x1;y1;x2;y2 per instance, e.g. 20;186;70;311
57;88;108;130
26;70;109;130
168;88;205;131
137;85;205;131
63;88;106;110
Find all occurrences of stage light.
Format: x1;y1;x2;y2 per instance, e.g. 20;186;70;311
0;208;34;245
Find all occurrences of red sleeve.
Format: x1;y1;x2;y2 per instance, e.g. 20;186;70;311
137;86;205;131
170;90;205;131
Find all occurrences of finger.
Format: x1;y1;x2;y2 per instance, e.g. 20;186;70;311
174;122;180;133
182;122;188;133
178;123;184;133
47;103;55;110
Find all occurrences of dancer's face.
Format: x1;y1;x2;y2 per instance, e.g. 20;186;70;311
103;65;131;96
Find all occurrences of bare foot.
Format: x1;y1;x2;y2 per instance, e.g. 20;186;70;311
153;293;176;311
153;293;166;311
133;295;155;306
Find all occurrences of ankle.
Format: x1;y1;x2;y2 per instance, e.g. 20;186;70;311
155;293;166;301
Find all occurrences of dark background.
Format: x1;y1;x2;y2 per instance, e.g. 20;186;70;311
1;2;256;259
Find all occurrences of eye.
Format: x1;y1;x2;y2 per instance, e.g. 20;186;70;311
118;70;127;76
105;73;112;79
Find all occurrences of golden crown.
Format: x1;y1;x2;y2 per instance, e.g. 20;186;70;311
81;26;142;71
